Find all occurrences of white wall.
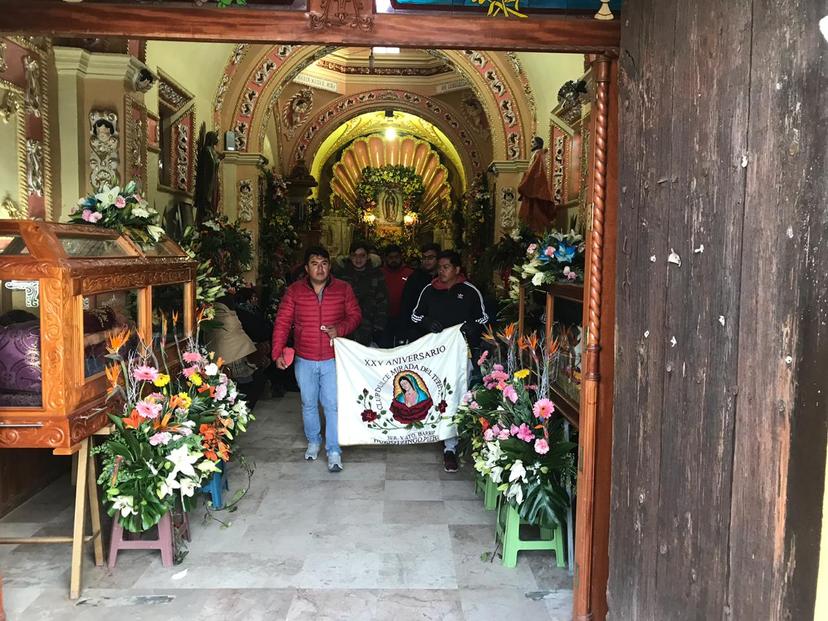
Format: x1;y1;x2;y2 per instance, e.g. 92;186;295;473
515;52;586;140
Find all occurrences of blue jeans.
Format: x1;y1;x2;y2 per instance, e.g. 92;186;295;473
294;356;340;455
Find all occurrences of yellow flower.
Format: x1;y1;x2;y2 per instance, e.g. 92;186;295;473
514;369;530;380
189;373;203;387
177;393;192;409
153;374;171;387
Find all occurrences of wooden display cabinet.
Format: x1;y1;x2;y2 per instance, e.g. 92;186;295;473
0;221;196;450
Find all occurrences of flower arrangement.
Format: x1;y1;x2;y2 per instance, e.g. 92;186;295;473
455;324;575;528
94;312;253;533
461;175;493;254
356;165;425;213
515;229;586;288
259;168;300;320
69;181;165;243
182;216;253;297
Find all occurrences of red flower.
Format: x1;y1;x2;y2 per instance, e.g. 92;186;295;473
361;409;378;422
437;400;448;413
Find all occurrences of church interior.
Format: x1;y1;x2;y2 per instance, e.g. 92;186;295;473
0;34;605;620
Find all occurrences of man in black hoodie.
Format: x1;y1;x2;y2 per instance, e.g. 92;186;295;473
401;242;440;343
411;250;488;473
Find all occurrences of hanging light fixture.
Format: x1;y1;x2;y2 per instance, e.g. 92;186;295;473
385;126;397;140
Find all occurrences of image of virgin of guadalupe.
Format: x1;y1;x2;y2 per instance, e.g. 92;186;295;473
390;371;434;424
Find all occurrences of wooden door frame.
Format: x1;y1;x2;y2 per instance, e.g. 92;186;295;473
2;4;620;620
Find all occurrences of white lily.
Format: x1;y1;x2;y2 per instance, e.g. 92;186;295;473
506;482;524;504
509;459;527;483
111;495;137;517
178;478;197;498
490;465;504;483
95;185;121;207
147;225;165;241
132;206;150;218
157;474;179;499
166;445;201;480
531;272;545;286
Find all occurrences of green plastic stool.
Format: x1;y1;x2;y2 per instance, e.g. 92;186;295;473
474;474;499;511
495;497;566;568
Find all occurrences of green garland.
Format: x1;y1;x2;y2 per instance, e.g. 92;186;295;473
356;165;425;211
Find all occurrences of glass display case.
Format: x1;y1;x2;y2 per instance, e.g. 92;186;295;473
0;221;196;449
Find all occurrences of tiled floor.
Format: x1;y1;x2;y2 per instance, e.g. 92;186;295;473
1;394;572;620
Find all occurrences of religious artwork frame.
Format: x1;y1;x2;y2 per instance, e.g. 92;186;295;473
124;94;148;191
0;78;26;214
89;110;119;192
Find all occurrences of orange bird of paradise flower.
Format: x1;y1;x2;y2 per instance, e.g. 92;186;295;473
482;324;497;345
106;327;131;355
497;323;517;344
105;364;122;395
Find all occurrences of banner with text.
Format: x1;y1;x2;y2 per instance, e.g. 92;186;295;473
334;325;468;446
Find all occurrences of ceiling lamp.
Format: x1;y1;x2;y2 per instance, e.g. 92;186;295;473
384;127;397;140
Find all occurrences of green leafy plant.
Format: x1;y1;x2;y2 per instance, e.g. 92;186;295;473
69;180;165;243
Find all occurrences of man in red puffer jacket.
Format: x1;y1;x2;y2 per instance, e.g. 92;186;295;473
272;245;362;472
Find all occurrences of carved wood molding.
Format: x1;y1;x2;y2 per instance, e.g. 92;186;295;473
308;0;374;32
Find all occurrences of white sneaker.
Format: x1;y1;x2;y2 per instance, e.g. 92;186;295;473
305;442;320;461
328;452;343;473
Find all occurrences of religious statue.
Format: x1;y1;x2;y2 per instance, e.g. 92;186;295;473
517;136;555;233
194;127;222;224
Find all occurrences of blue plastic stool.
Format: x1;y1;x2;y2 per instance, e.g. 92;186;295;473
200;461;229;509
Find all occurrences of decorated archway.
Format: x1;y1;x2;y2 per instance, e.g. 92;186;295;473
214;44;535;165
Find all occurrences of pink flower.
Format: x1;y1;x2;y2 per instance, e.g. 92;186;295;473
483;428;495;442
136;400;162;420
526;243;538;255
534;438;550;454
532;398;555;420
214;383;227;400
544;246;555;257
183;351;202;363
149;432;172;446
502;385;518;404
469;401;480;410
477;350;489;366
493;364;504;372
510;424;520;436
82;209;102;223
498;427;511;441
114;195;126;209
516;423;535;442
133;365;159;382
461;391;473;405
182;365;199;378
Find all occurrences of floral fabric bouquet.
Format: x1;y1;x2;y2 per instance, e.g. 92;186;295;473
515;229;586;288
455;324;575;528
70;180;165;243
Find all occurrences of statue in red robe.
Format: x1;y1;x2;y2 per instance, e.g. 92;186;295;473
518;136;556;233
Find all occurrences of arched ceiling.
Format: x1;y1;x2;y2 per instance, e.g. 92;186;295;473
214;44;535;165
310;110;466;191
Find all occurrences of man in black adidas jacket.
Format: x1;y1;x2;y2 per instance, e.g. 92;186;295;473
410;250;488;473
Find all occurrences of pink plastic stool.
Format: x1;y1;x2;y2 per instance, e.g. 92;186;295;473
108;510;190;568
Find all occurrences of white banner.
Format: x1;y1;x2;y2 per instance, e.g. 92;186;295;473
334;325;468;446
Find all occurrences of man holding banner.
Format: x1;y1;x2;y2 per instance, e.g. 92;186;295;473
410;250;489;472
272;245;362;473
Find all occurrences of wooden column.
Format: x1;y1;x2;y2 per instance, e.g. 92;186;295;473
609;1;827;619
573;54;612;621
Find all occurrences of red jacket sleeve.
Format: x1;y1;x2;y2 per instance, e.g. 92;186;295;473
271;285;296;360
337;283;362;337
